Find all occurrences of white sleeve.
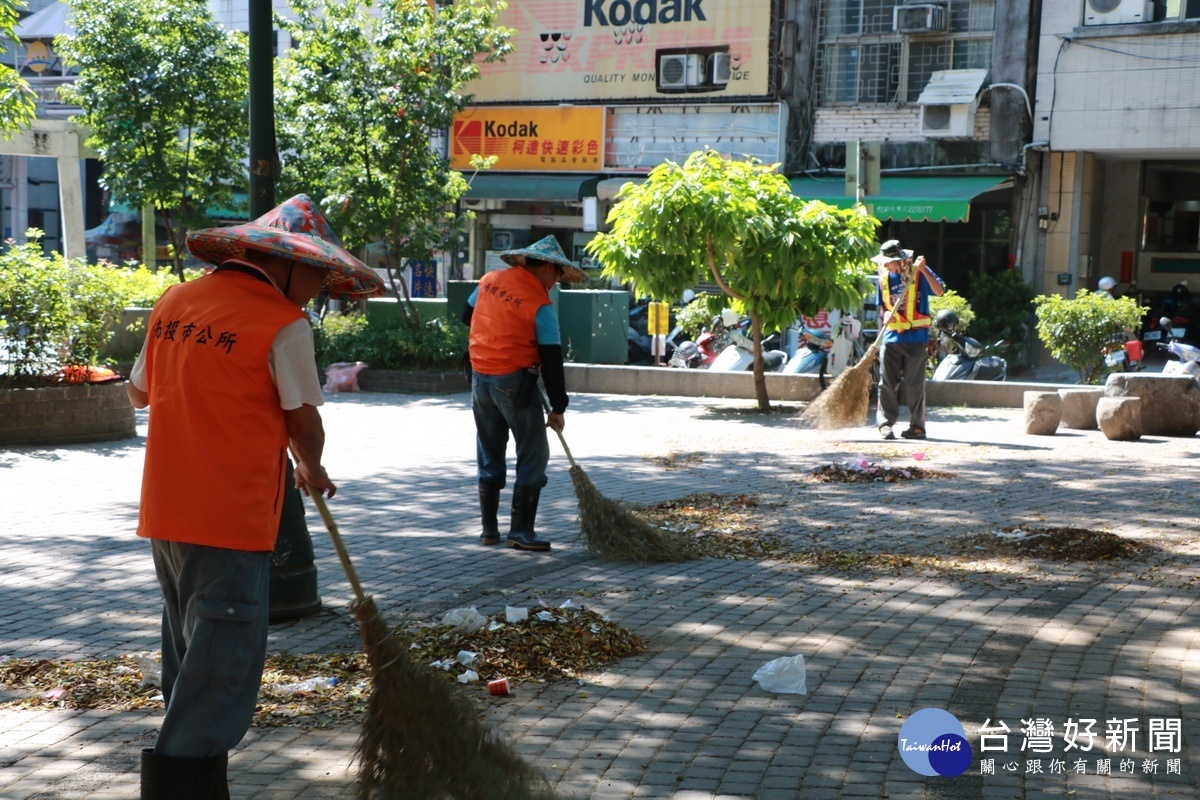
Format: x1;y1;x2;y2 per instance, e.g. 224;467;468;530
269;318;324;410
130;345;149;391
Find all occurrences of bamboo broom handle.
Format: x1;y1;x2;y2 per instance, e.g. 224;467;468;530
539;391;579;470
312;492;368;606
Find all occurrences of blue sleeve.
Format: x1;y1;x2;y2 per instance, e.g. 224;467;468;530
534;303;561;345
467;287;478;307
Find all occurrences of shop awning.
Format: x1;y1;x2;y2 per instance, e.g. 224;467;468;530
463;173;601;202
788;175;1010;222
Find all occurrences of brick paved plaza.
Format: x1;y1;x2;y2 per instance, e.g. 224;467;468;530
2;389;1197;799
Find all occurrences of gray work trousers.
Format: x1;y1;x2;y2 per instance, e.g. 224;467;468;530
878;340;929;431
151;539;270;758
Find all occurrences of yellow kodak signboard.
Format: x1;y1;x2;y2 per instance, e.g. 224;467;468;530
450;106;604;172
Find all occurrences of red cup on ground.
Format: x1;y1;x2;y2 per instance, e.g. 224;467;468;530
488;677;510;696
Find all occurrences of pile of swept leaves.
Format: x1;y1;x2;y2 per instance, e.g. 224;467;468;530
0;607;644;728
633;493;924;573
408;606;645;685
956;526;1146;562
806;463;952;483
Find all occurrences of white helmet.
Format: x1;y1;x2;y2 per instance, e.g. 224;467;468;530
720;308;741;328
1098;276;1116;291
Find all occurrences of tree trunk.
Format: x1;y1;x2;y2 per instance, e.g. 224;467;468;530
748;309;771;412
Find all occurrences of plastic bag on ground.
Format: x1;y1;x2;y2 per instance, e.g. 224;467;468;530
323;361;368;393
752;654;807;694
441;606;487;633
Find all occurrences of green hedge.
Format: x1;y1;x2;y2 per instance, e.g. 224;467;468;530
314;311;467;371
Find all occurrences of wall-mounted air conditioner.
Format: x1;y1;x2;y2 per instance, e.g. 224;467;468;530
709;52;731;85
659;54;703;89
894;3;947;33
1083;0;1152;25
920;103;975;138
491;230;515;250
462;198;504;211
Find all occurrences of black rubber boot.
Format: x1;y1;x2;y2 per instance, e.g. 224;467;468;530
479;484;501;546
507;486;551;552
140;748;229;800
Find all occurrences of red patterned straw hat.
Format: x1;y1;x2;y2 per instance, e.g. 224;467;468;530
186;194;385;298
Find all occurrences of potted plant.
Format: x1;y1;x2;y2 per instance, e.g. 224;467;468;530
0;232;151;445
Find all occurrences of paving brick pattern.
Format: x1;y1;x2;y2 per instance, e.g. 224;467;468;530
1;390;1198;799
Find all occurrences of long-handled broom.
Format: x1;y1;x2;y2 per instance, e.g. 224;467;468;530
540;395;691;563
798;274;910;430
310;493;555;800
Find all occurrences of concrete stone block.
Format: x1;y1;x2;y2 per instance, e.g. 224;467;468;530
1023;391;1062;435
1103;373;1200;437
1097;396;1142;441
1057;387;1103;430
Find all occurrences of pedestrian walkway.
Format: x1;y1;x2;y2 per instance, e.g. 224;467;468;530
1;390;1198;799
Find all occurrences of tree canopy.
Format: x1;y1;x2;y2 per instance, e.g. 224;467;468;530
57;0;249;274
0;0;37;135
587;148;879;408
274;0;512;319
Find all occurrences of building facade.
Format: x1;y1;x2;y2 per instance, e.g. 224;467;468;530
1028;0;1200;318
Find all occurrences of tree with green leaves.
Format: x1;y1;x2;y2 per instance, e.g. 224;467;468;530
1034;290;1146;384
57;0;249;275
0;0;36;135
587;149;879;411
274;0;512;324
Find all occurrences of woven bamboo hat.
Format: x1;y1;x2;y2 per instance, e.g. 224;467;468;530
500;235;588;283
185;194;385;298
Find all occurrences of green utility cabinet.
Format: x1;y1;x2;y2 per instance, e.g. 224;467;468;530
557;290;629;364
366;296;447;326
446;281;478;326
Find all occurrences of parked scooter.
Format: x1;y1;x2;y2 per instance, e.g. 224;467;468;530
1101;330;1144;373
708;310;789;373
783;312;864;388
1160;338;1200;384
668;317;726;369
930;309;1007;381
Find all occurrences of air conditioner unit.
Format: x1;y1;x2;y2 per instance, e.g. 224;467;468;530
658;54;703;89
1083;0;1152;24
462;198;504;211
709;52;731;85
894;3;947;33
920;103;975;138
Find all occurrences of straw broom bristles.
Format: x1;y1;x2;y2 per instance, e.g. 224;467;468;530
312;495;554;800
543;395;691;563
567;463;692;563
797;338;880;430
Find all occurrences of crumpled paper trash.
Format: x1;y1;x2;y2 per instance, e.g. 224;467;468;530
131;651;162;690
752;654;807;695
441;606;487;634
457;670;480;684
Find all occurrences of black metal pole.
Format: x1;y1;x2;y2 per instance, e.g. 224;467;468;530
250;1;321;622
249;0;276;218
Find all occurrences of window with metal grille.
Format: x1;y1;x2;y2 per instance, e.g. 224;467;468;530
816;0;995;106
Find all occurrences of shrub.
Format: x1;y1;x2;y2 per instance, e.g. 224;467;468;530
929;290;975;332
968;270;1036;363
675;292;726;340
1034;290;1146;384
0;233;138;386
314;312;467;370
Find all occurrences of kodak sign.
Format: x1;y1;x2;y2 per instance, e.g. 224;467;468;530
450;106;605;172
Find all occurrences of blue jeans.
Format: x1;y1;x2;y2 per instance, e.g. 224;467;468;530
151;540;270;758
472;369;549;491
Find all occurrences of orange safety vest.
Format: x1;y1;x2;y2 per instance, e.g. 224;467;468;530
468;266;551;375
881;278;932;332
136;271;306;551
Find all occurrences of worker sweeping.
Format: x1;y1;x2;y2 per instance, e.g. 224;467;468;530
125;194;384;798
461;235;587;552
873;239;945;440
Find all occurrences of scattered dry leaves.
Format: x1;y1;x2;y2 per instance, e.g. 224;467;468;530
646;451;707;470
0;608;645;727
